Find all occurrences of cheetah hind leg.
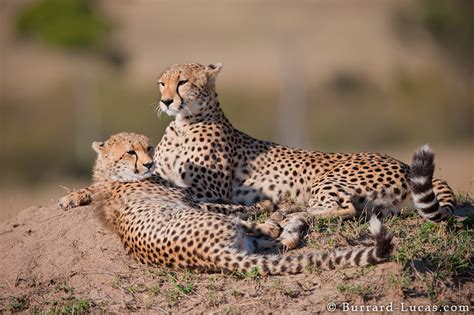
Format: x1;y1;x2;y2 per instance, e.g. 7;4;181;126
239;214;309;252
239;219;283;251
200;199;275;219
308;186;357;220
239;219;282;239
276;213;308;250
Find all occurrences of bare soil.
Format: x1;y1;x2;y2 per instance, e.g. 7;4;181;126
0;202;472;313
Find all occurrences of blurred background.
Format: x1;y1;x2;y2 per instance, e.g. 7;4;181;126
1;0;473;221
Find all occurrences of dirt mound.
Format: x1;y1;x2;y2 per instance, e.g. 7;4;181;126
0;203;472;313
0;204;138;312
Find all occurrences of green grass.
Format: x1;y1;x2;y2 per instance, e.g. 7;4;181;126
390;213;473;300
233;267;261;281
248;211;269;223
230;288;243;298
271;279;300;298
148;284;161;297
337;283;374;300
304;200;473;302
6;296;29;312
306;216;367;251
147;269;198;306
168;270;196;294
48;297;94;314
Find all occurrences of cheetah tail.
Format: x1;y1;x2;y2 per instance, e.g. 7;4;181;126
409;145;454;222
218;217;393;275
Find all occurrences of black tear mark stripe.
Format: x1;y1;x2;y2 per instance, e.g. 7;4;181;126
176;83;184;106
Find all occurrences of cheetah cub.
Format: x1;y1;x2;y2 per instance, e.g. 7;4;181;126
155;63;456;222
59;132;393;274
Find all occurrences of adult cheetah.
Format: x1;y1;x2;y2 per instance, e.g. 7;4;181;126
154;63;455;222
58;132;393;273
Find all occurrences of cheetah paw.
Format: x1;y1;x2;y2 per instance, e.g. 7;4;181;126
263;219;283;239
58;191;92;210
256;199;276;213
277;215;308;250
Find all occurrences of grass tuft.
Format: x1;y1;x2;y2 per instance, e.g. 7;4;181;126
49;297;94;314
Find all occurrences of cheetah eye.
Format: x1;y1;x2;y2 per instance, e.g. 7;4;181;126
159;82;165;87
127;150;136;156
177;79;188;87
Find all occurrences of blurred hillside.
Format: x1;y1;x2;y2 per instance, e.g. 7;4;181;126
1;0;473;220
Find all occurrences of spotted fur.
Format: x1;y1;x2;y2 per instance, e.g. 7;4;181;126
59;132;393;274
59;133;272;219
154;63;455;222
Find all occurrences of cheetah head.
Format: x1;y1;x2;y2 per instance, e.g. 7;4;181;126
92;132;155;182
157;63;222;118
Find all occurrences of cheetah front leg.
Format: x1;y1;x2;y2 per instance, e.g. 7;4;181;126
307;179;357;220
58;185;100;210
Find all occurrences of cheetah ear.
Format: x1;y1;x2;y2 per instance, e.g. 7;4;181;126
92;141;105;153
206;63;222;78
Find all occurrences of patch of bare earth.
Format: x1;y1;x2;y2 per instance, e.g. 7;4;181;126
0;200;472;313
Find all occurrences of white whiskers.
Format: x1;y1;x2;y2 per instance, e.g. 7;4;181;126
150;100;164;118
155;105;164;118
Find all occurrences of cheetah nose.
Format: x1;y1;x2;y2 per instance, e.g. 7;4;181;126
161;99;173;107
143;162;154;170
